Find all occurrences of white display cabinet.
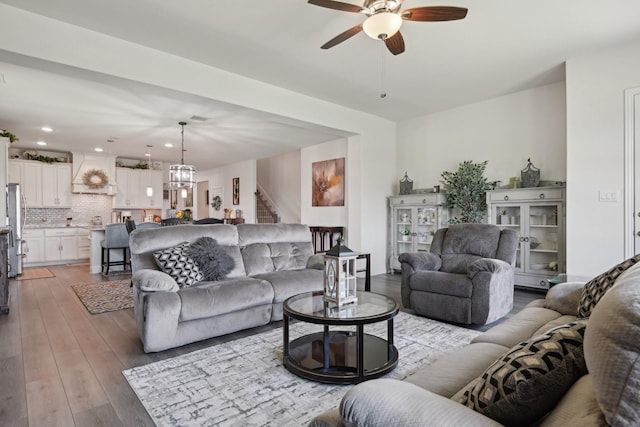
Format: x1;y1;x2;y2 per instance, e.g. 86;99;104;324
486;187;565;291
388;193;448;272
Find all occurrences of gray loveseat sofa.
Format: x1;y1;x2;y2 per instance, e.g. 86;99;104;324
311;260;640;426
129;223;324;352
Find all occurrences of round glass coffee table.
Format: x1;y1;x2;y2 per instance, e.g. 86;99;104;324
282;291;399;384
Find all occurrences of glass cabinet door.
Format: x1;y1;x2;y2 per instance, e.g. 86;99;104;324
415;207;437;250
527;204;560;274
395;207;414;256
492;204;523;270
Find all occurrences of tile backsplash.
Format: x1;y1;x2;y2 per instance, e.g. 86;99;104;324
26;194;113;226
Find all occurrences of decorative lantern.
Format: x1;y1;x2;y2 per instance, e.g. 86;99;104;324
323;238;358;306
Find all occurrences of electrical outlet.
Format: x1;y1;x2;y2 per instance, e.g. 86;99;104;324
599;191;619;202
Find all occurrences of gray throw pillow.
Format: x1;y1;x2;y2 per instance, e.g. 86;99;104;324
458;320;588;425
577;254;640;318
185;237;235;281
153;242;204;288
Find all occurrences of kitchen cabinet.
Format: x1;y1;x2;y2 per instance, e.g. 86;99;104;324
486;187;565;291
8;159;42;207
77;228;90;259
44;228;78;262
115;167;163;209
388;193;448;272
140;170;163;208
22;229;46;264
41;163;72;207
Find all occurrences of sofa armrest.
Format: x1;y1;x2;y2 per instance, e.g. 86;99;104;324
337;379;503;427
306;253;326;270
132;269;179;292
398;252;442;272
544;281;585;316
467;258;512;278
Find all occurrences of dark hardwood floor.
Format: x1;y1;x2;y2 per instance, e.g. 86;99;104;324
0;264;542;426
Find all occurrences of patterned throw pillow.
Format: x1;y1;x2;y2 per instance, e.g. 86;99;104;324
153;242;204;288
577;254;640;318
458;320;588;425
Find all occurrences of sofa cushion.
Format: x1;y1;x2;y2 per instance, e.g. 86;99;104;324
577;253;640;318
153;242;204;288
252;269;324;304
178;278;274;321
437;224;501;274
584;265;640;426
242;243;275;275
472;305;567;349
458;320;588;425
242;242;314;276
185;237;235;281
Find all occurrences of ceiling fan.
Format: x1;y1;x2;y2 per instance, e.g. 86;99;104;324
308;0;467;55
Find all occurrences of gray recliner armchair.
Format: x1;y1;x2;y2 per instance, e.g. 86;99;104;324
399;223;519;325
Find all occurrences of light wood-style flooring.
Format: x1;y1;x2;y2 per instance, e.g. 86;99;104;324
0;264;542;426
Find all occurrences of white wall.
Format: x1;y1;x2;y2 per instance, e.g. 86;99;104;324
566;39;640;277
301;138;349;232
257;151;301;223
0;4;396;274
198;160;257;223
397;82;567;192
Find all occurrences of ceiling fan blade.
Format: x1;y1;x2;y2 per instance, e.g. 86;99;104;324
321;25;363;49
401;6;468;21
307;0;366;14
385;31;405;55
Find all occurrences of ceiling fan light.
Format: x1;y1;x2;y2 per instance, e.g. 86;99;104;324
363;12;402;40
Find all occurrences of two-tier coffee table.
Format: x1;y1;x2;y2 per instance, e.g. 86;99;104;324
282;291;399;384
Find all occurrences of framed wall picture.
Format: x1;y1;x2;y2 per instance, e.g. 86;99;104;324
312;157;345;207
233;177;240;205
186;187;193;208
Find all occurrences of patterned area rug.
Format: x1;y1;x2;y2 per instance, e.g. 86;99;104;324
16;268;55;280
72;279;133;314
123;311;482;426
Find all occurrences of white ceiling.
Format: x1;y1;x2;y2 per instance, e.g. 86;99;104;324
2;0;640;170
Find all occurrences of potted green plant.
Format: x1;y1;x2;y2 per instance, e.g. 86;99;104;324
0;130;19;143
441;160;493;224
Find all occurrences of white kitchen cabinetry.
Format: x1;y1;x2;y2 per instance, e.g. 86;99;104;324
140;170;163;208
77;228;90;259
44;228;78;262
115;167;162;209
486;187;565;291
388;193;448;272
8;160;42;207
22;229;45;264
41;163;72;208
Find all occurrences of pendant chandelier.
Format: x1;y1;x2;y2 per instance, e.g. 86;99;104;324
169;121;196;188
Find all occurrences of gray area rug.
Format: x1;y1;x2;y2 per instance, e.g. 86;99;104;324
123;311;481;426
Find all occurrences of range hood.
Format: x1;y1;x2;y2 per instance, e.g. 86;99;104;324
72;152;117;194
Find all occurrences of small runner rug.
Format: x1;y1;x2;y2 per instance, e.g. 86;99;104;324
123;311;481;426
72;279;133;314
16;268;55;280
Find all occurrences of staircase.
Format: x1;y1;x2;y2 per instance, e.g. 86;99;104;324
255;189;279;223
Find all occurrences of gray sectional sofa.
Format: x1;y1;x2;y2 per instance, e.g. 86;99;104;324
129;223;324;353
311;260;640;426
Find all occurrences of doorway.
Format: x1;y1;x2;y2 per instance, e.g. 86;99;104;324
197;181;209;220
624;87;640;257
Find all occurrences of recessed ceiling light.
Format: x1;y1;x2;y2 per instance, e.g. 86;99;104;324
164;143;173;148
36;141;47;146
41;126;53;132
144;153;151;157
95;147;104;152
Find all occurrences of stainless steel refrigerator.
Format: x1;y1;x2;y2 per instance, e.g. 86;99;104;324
6;183;24;278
